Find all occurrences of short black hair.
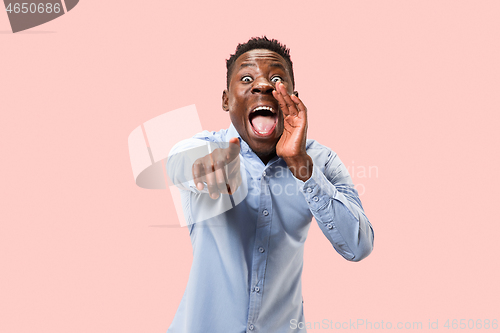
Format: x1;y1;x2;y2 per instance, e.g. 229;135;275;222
226;36;294;90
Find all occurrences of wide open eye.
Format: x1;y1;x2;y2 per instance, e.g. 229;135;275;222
241;76;253;83
271;76;283;83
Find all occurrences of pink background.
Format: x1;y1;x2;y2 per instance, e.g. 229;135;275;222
1;1;499;332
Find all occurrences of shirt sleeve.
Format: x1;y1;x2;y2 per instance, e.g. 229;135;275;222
293;150;374;261
166;137;216;194
167;136;249;227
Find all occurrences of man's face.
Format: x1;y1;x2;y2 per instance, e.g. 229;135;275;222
223;49;295;159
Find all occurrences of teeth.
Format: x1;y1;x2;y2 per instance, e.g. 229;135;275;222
253;106;274;113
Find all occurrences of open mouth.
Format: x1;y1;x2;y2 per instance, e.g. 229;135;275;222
249;106;278;137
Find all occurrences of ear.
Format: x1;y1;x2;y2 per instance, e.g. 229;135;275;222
222;90;229;111
293;91;299;98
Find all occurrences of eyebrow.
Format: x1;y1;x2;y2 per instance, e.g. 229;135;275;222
238;62;287;71
270;63;287;71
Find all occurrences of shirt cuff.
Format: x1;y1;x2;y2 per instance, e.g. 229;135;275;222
293;165;338;211
292;165;356;259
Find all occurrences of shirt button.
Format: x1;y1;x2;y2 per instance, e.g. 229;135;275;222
313;196;319;202
249;324;254;330
262;209;269;216
258;247;265;253
307;188;313;193
326;223;333;230
254;286;260;292
262;171;267;177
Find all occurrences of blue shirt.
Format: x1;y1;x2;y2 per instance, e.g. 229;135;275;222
166;123;374;333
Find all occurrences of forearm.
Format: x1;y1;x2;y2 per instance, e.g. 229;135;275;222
295;164;374;261
167;138;213;193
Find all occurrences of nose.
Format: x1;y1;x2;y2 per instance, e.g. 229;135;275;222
251;78;274;94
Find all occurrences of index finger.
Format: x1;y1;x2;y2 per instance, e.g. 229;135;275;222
290;94;307;118
192;159;205;191
225;137;240;163
276;81;299;116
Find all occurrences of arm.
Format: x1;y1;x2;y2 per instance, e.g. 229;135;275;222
294;151;374;261
166;138;212;193
273;81;373;261
166;135;244;226
167;136;241;197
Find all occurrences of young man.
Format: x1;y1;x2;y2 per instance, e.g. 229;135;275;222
166;37;374;333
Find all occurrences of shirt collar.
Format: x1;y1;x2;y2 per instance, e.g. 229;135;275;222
227;123;251;154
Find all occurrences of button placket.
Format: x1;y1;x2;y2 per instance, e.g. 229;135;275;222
247;170;273;330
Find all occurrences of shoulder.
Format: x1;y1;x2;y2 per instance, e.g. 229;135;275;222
192;128;229;143
168;127;229;158
305;139;353;183
305;139;338;163
305;139;349;180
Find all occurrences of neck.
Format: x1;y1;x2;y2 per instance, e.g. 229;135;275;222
256;151;276;165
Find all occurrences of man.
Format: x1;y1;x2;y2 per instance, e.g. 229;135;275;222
166;36;374;333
